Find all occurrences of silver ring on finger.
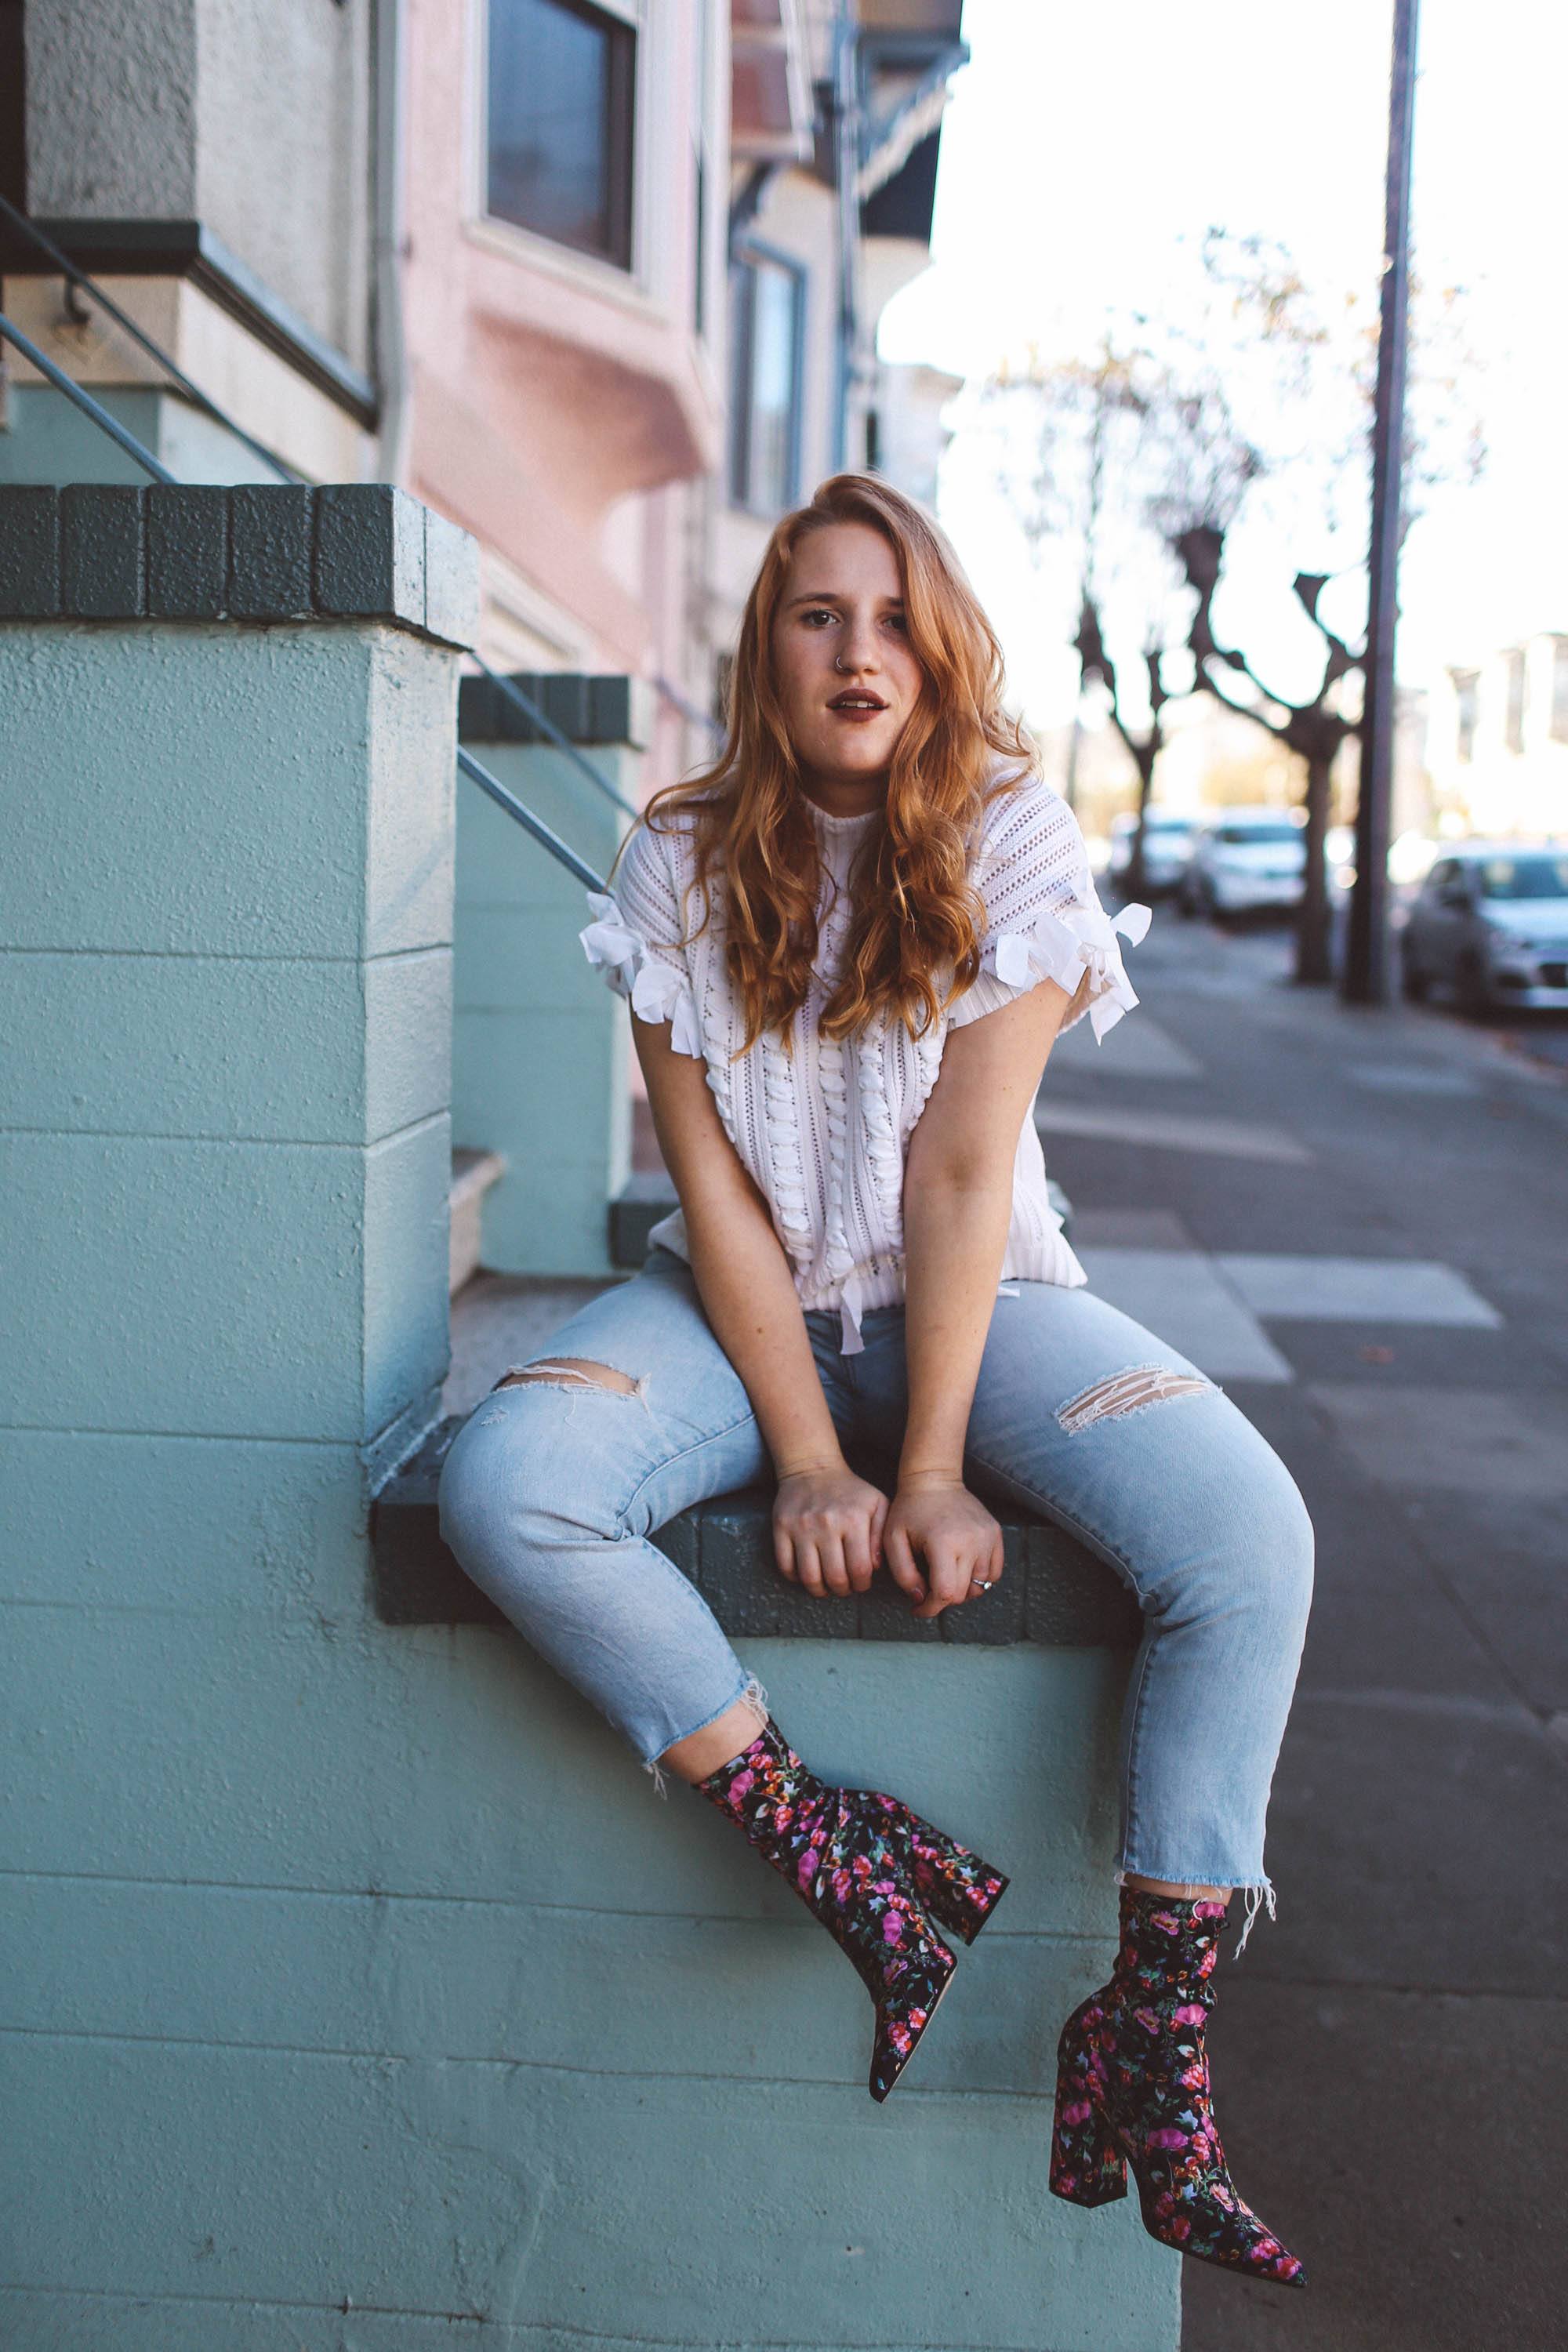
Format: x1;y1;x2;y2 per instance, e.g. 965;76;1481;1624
970;1576;994;1592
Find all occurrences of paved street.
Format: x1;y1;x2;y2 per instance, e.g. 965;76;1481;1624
1047;910;1568;2352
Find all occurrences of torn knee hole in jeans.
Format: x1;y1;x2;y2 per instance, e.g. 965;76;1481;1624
1057;1363;1214;1436
491;1357;648;1402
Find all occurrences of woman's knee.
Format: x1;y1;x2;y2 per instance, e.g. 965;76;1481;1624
1223;1443;1316;1635
436;1400;607;1573
1137;1432;1313;1646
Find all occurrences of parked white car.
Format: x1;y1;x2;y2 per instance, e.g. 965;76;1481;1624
1107;811;1199;896
1178;809;1307;920
1399;844;1568;1014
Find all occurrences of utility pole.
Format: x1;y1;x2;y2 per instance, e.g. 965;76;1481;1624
1343;0;1421;1003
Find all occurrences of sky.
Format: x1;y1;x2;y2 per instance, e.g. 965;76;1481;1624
880;0;1568;732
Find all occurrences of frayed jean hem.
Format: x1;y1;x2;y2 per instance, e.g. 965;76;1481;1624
640;1671;771;1795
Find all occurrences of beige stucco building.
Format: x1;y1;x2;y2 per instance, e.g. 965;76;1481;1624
1430;633;1568;839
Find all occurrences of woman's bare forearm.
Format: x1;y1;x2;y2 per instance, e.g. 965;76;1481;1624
682;1186;844;1475
898;980;1072;1486
633;1017;843;1477
898;1173;1014;1483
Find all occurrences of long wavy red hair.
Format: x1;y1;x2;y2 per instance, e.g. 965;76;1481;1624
627;474;1039;1053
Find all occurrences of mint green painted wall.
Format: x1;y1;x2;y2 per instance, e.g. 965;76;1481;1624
0;619;456;1468
0;601;1174;2347
453;738;634;1276
0;383;289;485
0;1624;1178;2349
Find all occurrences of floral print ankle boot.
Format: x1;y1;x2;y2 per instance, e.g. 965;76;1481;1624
1049;1887;1307;2288
696;1721;1005;2100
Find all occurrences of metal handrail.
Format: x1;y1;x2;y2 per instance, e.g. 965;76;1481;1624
0;308;177;483
0;193;302;484
458;750;605;891
0;314;609;892
654;668;726;746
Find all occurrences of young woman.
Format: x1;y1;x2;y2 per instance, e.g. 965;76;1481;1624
437;475;1313;2289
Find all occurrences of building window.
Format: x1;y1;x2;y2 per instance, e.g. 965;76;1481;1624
1551;638;1568;745
729;245;805;514
487;0;635;270
1450;669;1479;764
1503;647;1527;753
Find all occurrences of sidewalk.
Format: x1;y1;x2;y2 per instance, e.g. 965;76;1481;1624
1043;914;1567;2352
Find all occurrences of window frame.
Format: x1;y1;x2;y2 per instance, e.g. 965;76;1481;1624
475;0;641;285
728;237;808;518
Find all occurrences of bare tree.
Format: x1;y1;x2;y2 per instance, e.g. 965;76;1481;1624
1176;525;1359;982
972;234;1479;960
1167;232;1482;982
981;341;1260;896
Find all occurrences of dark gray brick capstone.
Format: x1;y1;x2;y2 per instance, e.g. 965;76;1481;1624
0;483;478;648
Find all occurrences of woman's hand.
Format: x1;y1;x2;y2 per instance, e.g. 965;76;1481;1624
883;1477;1004;1621
772;1462;890;1599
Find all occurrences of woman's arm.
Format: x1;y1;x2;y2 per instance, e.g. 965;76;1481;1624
885;971;1083;1617
634;1013;888;1598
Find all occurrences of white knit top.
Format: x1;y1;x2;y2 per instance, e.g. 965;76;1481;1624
579;764;1150;1353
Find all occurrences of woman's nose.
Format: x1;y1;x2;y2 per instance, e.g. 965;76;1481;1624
837;617;880;673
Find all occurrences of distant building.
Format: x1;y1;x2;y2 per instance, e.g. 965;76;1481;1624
1431;633;1568;838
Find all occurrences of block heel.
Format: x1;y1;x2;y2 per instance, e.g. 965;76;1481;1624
881;1798;1011;1946
1045;1892;1307;2287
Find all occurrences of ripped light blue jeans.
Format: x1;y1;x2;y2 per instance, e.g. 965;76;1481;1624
437;1245;1313;1900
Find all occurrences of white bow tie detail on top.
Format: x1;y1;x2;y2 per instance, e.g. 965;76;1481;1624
580;891;705;1057
991;901;1153;1042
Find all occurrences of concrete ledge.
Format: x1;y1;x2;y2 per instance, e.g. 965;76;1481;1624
371;1417;1142;1646
0;484;478;647
0;216;379;423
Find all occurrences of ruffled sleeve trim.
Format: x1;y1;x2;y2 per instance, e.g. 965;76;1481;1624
951;900;1152;1041
579;889;703;1059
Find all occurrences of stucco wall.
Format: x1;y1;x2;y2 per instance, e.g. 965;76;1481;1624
23;0;373;368
194;0;373;368
25;0;199;216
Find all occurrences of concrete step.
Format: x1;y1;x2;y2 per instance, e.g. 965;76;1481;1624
610;1170;680;1268
448;1148;506;1295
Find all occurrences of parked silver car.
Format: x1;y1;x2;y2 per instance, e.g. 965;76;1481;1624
1400;844;1568;1014
1107;811;1198;895
1178;809;1307;920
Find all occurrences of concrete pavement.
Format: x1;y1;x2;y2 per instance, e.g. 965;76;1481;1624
1043;911;1567;2352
